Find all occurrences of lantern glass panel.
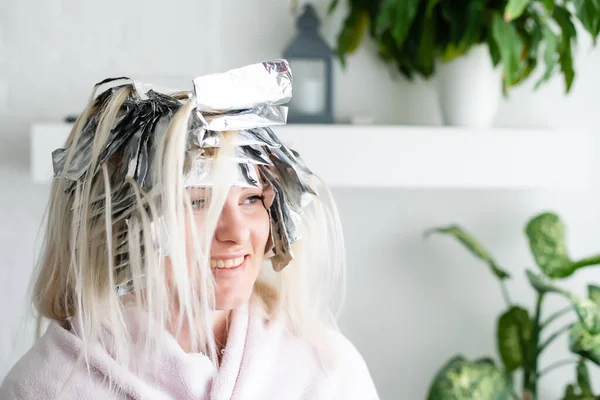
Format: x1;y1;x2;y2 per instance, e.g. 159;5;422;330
289;59;326;116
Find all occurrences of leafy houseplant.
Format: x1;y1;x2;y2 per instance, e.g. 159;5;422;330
425;212;600;400
326;0;600;93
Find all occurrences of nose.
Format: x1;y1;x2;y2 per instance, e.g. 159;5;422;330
213;201;250;246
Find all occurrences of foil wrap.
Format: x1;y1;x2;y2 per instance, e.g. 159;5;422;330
193;59;292;112
52;59;316;293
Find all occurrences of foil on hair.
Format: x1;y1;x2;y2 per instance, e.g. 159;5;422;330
52;59;317;293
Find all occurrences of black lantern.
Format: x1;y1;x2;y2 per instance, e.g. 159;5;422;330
283;4;334;124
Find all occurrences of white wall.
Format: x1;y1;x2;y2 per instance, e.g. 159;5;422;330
2;0;600;398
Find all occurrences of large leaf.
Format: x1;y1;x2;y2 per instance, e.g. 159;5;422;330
553;6;577;93
570;322;600;366
427;355;512;400
487;33;502;67
491;12;524;88
571;297;600;335
526;270;600;334
415;12;436;77
392;0;422;45
425;225;510;280
553;5;578;37
573;0;600;41
589;285;600;306
459;1;485;51
525;212;572;278
497;306;532;372
526;212;600;278
376;0;422;46
576;358;593;396
336;8;371;65
504;0;530;22
375;0;396;35
559;29;575;93
534;25;558;89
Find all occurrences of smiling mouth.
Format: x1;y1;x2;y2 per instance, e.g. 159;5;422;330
209;256;246;269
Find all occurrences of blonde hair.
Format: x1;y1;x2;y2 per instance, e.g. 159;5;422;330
31;85;346;388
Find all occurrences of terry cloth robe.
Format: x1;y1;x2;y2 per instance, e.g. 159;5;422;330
0;304;379;399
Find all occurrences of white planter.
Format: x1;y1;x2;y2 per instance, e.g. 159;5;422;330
435;45;502;128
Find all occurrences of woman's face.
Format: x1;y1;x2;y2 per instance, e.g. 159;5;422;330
188;183;273;310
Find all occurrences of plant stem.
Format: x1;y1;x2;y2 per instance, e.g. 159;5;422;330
540;305;573;331
538;322;574;354
501;279;513;307
524;293;544;400
536;358;579;379
570;253;600;270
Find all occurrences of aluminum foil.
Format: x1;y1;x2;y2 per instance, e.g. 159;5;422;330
193;59;292;112
201;105;288;131
52;59;317;292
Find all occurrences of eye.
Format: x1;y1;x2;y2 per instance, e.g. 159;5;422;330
242;195;265;205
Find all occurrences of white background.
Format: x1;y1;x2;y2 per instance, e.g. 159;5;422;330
2;0;600;398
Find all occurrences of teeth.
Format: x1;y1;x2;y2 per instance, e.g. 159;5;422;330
210;256;245;269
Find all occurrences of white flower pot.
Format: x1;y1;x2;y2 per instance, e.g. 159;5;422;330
435;45;502;128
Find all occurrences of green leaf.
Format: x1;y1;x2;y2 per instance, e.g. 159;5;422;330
459;1;485;51
534;25;558;89
491;12;524;87
426;0;442;16
527;270;600;334
525;269;563;294
487;33;502;67
563;383;579;399
525;211;600;278
542;0;555;12
577;358;593;396
375;0;396;36
525;212;572;278
391;0;423;45
570;322;600;366
504;0;530;22
573;0;600;41
425;225;510;280
553;6;577;93
571;297;600;335
427;355;512;400
497;306;532;372
327;0;340;15
589;285;600;306
416;13;436;77
554;6;578;37
336;8;370;66
560;32;575;93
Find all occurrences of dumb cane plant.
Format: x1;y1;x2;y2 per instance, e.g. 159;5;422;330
326;0;600;93
425;212;600;400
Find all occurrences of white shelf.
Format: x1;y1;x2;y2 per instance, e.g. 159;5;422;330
30;123;594;189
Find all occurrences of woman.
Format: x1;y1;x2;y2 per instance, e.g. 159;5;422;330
0;60;379;399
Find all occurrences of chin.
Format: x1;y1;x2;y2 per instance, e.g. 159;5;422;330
213;280;255;311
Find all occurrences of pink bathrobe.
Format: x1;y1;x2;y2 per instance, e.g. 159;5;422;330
0;304;379;399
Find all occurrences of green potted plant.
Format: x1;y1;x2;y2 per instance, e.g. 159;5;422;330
325;0;600;127
424;212;600;399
